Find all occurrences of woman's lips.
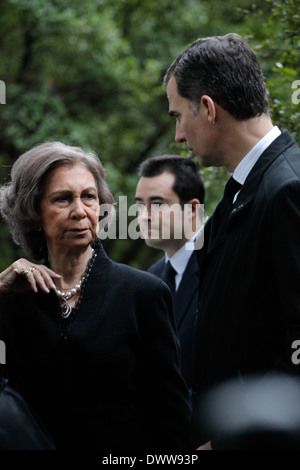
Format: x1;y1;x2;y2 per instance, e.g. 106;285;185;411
70;228;89;235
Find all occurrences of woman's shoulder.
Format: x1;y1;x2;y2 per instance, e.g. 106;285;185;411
95;241;167;293
111;260;162;286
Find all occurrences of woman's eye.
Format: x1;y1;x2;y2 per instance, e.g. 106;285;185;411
83;194;97;203
55;197;68;203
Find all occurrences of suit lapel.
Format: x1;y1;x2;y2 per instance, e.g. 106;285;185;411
148;253;199;329
174;252;199;329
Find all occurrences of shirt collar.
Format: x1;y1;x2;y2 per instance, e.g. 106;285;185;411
165;229;201;275
233;126;281;185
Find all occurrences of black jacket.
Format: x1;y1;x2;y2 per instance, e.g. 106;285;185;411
193;130;300;394
148;251;199;388
0;243;191;450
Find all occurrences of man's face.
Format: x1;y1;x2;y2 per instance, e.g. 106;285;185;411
135;172;187;256
166;75;217;167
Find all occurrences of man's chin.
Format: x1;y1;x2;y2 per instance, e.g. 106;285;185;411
144;238;163;249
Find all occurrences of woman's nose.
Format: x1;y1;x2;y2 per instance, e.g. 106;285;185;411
70;199;86;219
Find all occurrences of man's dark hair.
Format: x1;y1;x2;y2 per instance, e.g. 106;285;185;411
163;33;269;120
139;154;205;206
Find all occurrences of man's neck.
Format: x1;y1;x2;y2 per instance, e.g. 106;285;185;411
165;240;187;259
223;114;274;173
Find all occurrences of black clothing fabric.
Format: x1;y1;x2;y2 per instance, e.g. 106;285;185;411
0;242;191;450
161;261;176;297
193;130;300;395
0;376;55;450
148;251;199;388
209;177;242;244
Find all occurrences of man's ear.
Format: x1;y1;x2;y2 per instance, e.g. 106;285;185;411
184;198;202;234
186;198;201;217
200;95;216;125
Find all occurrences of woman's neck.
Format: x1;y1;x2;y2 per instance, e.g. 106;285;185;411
48;245;94;289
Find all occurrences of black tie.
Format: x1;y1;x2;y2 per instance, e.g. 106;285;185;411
162;261;176;297
211;177;242;242
221;176;242;213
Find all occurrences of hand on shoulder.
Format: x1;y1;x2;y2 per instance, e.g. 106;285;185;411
0;258;60;296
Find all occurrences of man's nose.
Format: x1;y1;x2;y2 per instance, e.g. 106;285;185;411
138;205;151;222
175;121;186;143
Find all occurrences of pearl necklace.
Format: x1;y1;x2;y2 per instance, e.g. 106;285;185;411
54;249;96;319
54;277;86;319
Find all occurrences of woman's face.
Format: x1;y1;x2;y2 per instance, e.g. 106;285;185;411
39;164;100;254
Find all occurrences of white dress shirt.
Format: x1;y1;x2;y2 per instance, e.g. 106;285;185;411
165;227;203;291
232;126;281;201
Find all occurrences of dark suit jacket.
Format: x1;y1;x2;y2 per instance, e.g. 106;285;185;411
0;242;191;450
193;130;300;396
148;251;199;388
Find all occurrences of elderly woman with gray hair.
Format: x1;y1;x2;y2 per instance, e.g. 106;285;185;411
0;142;191;450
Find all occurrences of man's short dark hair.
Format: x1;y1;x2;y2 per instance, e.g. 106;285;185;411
139;154;205;206
163;33;269;120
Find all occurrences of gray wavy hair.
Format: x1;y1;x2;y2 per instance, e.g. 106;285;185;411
0;141;115;260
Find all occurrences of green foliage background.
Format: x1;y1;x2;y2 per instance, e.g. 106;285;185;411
1;0;299;270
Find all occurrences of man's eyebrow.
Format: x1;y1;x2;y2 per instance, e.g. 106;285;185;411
134;196;166;202
149;196;166;201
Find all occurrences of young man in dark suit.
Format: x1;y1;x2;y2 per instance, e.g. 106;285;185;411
164;33;300;449
135;155;205;389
